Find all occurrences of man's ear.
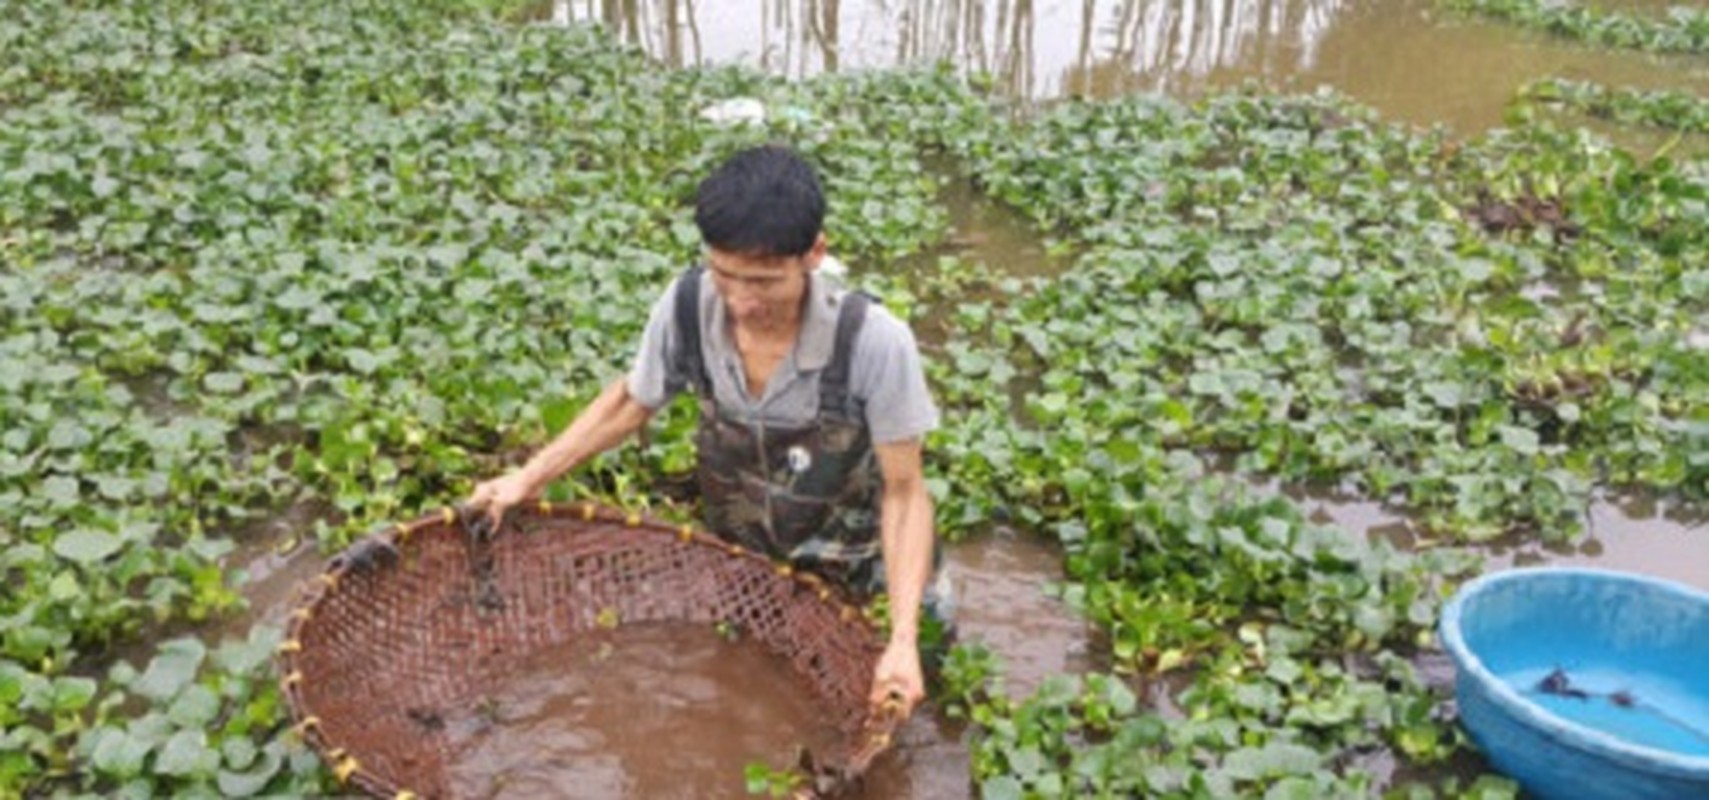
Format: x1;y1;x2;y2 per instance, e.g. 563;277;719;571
802;233;828;272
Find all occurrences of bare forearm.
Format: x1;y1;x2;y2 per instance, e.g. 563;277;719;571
518;377;652;490
881;478;935;645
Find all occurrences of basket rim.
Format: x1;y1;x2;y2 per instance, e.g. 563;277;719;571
273;500;902;798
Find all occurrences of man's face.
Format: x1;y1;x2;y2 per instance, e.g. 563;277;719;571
706;241;822;334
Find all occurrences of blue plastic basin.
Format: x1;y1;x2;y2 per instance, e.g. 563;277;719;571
1440;568;1709;800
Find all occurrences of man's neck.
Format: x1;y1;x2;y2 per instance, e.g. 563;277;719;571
732;280;811;346
734;314;802;348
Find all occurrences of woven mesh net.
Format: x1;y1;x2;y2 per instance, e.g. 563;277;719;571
276;503;900;799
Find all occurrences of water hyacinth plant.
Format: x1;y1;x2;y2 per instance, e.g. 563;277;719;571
1519;78;1709;134
1442;0;1709;54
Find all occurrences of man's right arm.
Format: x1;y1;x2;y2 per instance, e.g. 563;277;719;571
466;375;656;522
469;275;687;522
519;376;655;487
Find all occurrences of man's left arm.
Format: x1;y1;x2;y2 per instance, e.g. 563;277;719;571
871;438;935;716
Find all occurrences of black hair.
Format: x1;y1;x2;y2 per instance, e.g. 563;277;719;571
694;145;825;257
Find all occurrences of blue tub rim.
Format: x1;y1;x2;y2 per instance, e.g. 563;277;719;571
1439;566;1709;778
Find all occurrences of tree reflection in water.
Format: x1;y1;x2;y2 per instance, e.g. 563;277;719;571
551;0;1349;99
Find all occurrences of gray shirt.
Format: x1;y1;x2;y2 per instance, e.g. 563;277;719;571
627;269;939;444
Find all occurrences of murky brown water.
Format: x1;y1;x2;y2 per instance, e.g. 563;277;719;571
915;167;1071;282
861;530;1102;798
943;528;1104;696
1261;478;1709;590
216;500;330;640
552;0;1707;135
443;623;839;799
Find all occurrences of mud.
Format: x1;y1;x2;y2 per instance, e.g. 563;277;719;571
442;624;840;799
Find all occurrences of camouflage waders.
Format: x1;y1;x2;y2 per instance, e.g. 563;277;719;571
670;265;956;665
672;265;887;596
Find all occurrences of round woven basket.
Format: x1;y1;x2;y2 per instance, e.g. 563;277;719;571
275;502;900;799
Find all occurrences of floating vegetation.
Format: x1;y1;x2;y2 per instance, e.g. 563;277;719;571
928;91;1704;545
0;0;1701;797
1443;0;1709;54
923;82;1699;800
0;1;952;794
1520;78;1709;134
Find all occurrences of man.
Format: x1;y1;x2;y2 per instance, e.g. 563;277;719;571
466;145;943;715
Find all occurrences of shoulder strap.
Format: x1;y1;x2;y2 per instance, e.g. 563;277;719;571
819;291;872;420
671;264;709;396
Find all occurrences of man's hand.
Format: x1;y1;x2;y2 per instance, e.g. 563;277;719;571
466;471;539;528
869;637;925;718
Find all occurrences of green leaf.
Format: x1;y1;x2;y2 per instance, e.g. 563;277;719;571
5;626;60;663
1220;742;1323;781
133;638;206;702
346;348;381;375
204;372;244;393
1008;745;1045;779
155;729;218;777
214;627;281;676
981;775;1024;800
217;741;283;797
1105;678;1138;716
48;571;80;602
1498;425;1540;455
1188;372;1223;396
90;728;152;777
743;763;769;794
186;536;235;562
1423;381;1463;409
1265;776;1321;800
52;677;96;712
221;737;258;771
53;528;122;564
168;685;221;728
1352;603;1393;641
42;476;80;508
45;421;90;450
0;543;44;570
1265;657;1302;685
129;713;175;749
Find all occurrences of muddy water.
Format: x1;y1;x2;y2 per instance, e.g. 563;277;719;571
1261;479;1709;590
553;0;1706;135
943;528;1104;696
215;500;329;640
443;624;839;799
433;547;1098;800
913;168;1072;282
860;529;1101;798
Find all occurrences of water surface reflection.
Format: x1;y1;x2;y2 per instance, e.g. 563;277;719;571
552;0;1707;132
